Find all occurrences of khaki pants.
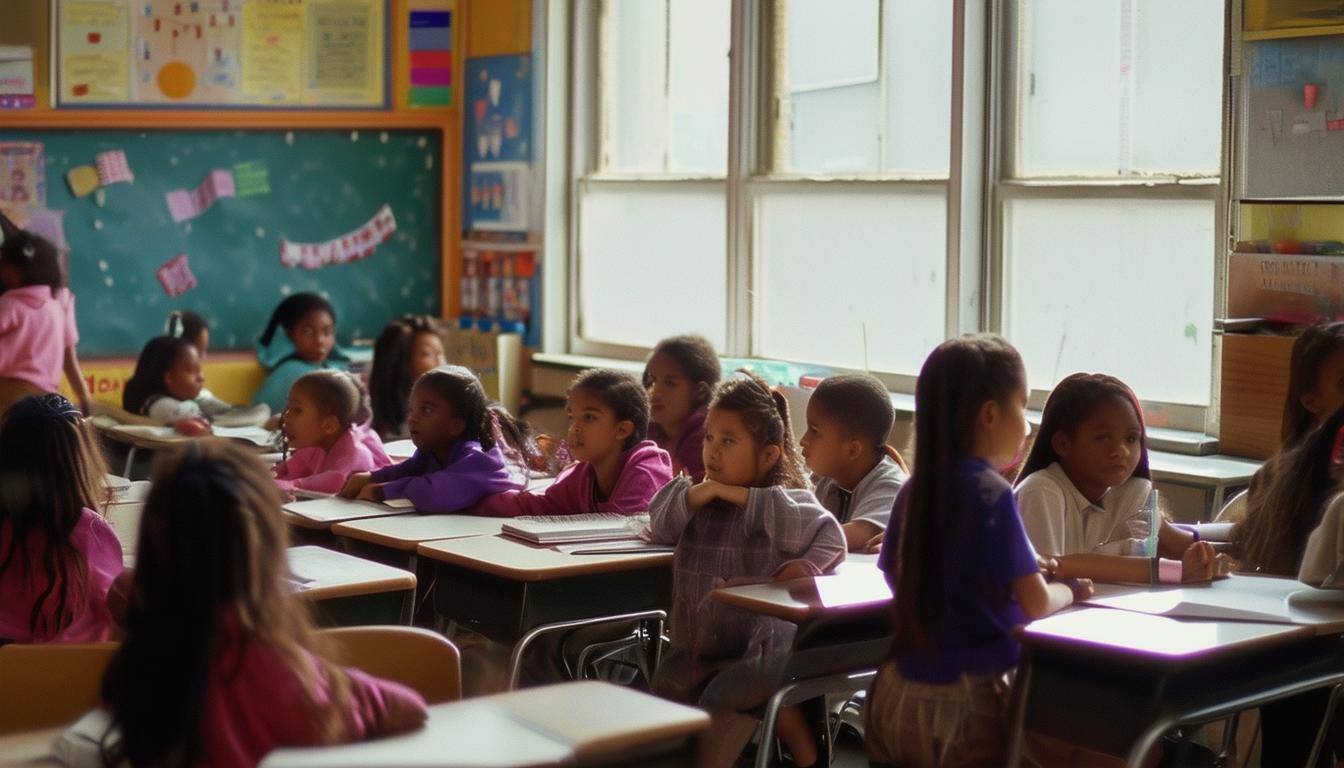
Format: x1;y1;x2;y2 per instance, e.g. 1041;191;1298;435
865;662;1009;768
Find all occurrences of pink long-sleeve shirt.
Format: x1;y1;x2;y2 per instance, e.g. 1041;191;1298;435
474;440;673;517
0;507;123;643
0;285;78;393
274;424;393;495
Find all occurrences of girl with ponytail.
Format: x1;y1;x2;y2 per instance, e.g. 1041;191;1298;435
273;370;393;495
252;292;350;413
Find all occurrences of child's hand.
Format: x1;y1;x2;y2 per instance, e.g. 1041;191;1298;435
687;480;721;510
339;472;372;499
773;560;817;582
356;483;385;503
173;417;212;437
265;414;283;431
1037;555;1060;580
1063;577;1094;601
1182;541;1217;581
841;519;883;553
860;531;884;554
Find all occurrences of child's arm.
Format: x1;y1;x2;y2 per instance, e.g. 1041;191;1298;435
648;476;695;545
1013;572;1084;620
339;667;429;740
841;519;884;553
62;347;91;415
740;487;846;577
145;396;207;424
376;449;515;513
599;457;674;515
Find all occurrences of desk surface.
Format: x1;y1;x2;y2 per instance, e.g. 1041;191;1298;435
1146;451;1262;484
333;514;506;551
416;534;672;582
1085;573;1344;635
288;545;416;601
1022;607;1312;664
711;559;891;623
0;727;61;766
283;497;414;531
260;681;709;767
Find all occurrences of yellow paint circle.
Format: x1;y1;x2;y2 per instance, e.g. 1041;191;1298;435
157;61;196;101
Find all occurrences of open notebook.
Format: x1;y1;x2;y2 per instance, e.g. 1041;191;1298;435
282;495;417;524
1084;578;1344;627
501;513;652;546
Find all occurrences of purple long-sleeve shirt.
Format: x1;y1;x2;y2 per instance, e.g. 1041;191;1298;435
370;439;521;513
473;440;673;517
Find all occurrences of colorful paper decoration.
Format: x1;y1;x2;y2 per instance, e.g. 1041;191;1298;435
232;160;270;197
156;253;197;297
165;169;235;222
65;165;101;198
0;142;45;226
95;149;134;185
408;8;452;107
278;204;397;269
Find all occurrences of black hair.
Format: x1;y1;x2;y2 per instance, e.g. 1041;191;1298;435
643;335;721;407
291;370;372;429
810;374;895;452
1282;322;1344;449
709;371;807;489
258;293;336;348
415;366;495;451
167;310;210;347
569;369;651;451
124;336;197;415
369;315;442;439
0;229;63;296
1017;372;1152;484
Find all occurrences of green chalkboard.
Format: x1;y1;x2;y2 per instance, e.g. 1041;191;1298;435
0;129;442;356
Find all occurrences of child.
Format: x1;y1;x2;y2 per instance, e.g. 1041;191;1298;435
1014;373;1216;584
0;215;92;416
801;373;908;553
0;394;122;643
123;336;232;429
644;334;720;482
339;366;521;512
253;293;350;413
274;370;392;495
369;315;446;440
100;440;427;766
648;372;844;768
166;309;211;359
475;369;672;517
866;335;1087;767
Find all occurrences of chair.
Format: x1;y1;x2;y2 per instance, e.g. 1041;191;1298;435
1215;489;1249;525
0;642;118;734
319;625;462;703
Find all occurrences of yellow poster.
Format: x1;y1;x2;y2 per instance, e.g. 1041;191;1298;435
241;0;305;104
307;0;383;104
59;0;130;103
134;0;242;103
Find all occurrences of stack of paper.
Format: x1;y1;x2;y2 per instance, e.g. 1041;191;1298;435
282;496;417;525
501;514;648;546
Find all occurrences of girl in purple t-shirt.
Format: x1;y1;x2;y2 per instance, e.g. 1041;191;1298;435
867;335;1090;768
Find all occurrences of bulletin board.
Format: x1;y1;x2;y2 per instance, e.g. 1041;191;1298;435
0;129;441;355
1240;36;1344;199
55;0;387;107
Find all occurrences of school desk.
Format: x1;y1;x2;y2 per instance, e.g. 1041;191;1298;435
282;497;415;533
334;514;506;569
0;726;61;766
94;421;278;478
1006;593;1344;767
288;545;417;626
1145;451;1262;519
416;535;672;688
259;681;710;768
711;559;893;768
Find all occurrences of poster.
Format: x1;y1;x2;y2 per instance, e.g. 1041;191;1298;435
134;0;242;103
0;142;45;228
407;4;451;108
308;0;383;104
59;0;131;102
463;54;532;233
241;0;305;103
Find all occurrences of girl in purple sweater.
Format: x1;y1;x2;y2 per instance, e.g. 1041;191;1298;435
340;365;520;512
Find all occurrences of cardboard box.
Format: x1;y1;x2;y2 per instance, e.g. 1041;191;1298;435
1228;252;1344;320
1219;333;1296;460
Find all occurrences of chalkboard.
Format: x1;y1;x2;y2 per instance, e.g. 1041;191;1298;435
1240;37;1344;200
0;129;441;355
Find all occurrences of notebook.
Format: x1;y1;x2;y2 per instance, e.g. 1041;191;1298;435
554;540;674;555
501;513;648;545
282;496;417;524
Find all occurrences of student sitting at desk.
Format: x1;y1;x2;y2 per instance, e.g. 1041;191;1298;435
166;309;211;359
800;373;908;554
339;366;520;512
101;440;427;767
644;334;720;482
0;394;123;644
648;372;844;768
274;371;391;495
253;293;351;414
867;336;1087;768
1014;373;1215;584
369;315;446;441
123;336;235;432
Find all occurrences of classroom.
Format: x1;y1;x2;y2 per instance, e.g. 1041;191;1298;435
2;0;1344;766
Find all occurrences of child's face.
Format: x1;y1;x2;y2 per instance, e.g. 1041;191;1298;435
288;309;335;365
1303;348;1344;427
164;345;204;402
1052;396;1143;494
800;400;859;480
703;408;780;487
283;388;339;450
980;385;1030;471
409;331;446;382
566;388;632;463
406;381;466;452
646;353;703;433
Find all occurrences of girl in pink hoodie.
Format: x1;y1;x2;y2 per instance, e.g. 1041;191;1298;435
476;369;672;517
274;370;392;494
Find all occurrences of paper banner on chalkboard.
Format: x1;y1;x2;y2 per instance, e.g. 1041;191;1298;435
165;169;235;222
279;204;396;269
95;149;134;185
156;253;197;297
0;141;44;228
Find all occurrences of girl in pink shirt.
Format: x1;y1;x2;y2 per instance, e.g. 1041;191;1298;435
275;370;392;495
476;368;672;517
101;440;427;768
0;216;92;415
644;335;721;482
0;393;122;644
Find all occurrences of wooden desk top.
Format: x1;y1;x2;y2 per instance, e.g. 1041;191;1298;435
1022;607;1312;664
1146;451;1262;484
288;546;416;601
416;535;672;582
711;560;891;623
333;514;506;551
282;497;414;531
1085;573;1344;635
259;681;708;768
0;727;61;766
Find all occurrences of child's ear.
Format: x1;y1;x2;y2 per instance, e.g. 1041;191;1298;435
1302;389;1324;417
760;443;782;470
694;381;711;405
843;437;865;462
448;415;467;438
321;414;341;437
979;399;998;430
615;419;634;442
1050;429;1073;458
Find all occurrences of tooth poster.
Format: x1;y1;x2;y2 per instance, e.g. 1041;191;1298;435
463;54;532;234
278;204;397;269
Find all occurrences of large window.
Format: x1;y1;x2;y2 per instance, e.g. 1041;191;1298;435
564;1;1228;424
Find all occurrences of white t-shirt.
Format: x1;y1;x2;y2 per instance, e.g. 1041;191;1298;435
813;453;907;529
143;388;233;424
1015;462;1153;557
1301;491;1344;587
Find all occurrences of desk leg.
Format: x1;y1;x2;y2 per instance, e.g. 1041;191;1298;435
123;446;137;479
1307;684;1343;768
1004;650;1033;768
506;609;668;690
